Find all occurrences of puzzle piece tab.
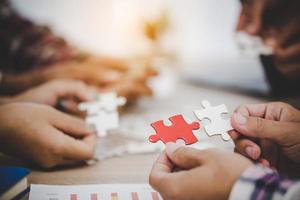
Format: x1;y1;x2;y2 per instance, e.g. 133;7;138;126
194;100;233;141
149;115;200;145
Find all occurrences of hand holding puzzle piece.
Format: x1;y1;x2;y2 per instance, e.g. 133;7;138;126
148;100;233;145
79;92;126;137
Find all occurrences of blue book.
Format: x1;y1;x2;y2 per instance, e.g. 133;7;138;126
0;167;30;200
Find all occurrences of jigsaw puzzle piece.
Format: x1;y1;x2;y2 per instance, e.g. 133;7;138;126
79;92;126;113
79;102;102;115
85;110;120;137
149;115;200;145
96;92;126;112
205;124;231;141
194;100;228;120
79;92;126;137
194;100;233;141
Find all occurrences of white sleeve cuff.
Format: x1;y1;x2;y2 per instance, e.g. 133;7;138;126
285;182;300;200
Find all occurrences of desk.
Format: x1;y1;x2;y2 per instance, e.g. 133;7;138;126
0;79;265;185
28;154;158;185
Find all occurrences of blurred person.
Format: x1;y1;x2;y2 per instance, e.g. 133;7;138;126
149;102;300;200
0;80;97;168
237;0;300;96
0;0;156;102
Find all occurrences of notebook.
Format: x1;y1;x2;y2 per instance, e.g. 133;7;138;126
0;167;30;200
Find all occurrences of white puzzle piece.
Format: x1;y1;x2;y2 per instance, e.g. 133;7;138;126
79;92;126;114
79;92;126;137
194;100;233;141
86;110;119;137
96;92;126;111
79;101;103;115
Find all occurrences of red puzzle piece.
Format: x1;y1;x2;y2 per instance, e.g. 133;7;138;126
149;114;200;145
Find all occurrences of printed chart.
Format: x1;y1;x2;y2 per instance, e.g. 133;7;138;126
29;184;162;200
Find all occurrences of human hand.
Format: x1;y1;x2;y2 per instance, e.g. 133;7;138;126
149;143;253;200
40;57;156;102
237;0;300;80
230;102;300;177
2;80;94;114
0;57;156;102
0;103;96;168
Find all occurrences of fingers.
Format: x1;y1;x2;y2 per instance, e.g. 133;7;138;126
234;103;267;118
149;143;204;191
234;102;299;122
149;151;186;199
48;109;96;160
246;0;265;35
49;80;94;102
61;133;96;161
35;126;96;169
231;112;300;143
165;143;204;170
276;19;300;47
229;130;240;140
275;44;300;62
49;109;95;137
149;151;174;189
234;137;261;160
236;5;248;32
57;99;83;115
92;69;123;85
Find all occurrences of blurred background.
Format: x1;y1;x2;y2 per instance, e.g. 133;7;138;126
10;0;269;94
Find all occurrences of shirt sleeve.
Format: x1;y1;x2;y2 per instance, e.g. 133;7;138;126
0;71;2;85
229;164;300;200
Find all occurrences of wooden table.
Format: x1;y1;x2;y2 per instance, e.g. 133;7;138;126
0;78;266;186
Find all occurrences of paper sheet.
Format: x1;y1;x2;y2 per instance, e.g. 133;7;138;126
29;184;162;200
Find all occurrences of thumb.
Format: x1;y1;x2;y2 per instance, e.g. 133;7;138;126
62;134;96;161
165;143;204;169
231;113;299;143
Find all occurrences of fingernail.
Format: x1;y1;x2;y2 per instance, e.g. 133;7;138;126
234;113;247;125
166;142;182;156
245;147;254;159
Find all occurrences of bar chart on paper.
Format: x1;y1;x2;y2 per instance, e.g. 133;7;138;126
29;184;162;200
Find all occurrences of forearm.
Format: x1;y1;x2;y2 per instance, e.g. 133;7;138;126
0;97;13;105
229;165;300;200
0;73;41;95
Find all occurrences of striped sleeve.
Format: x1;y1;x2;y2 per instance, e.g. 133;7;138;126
229;165;300;200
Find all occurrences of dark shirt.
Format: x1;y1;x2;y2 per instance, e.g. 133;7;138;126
260;55;300;97
0;0;79;74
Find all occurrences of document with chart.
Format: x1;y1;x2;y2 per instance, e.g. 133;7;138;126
29;184;161;200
